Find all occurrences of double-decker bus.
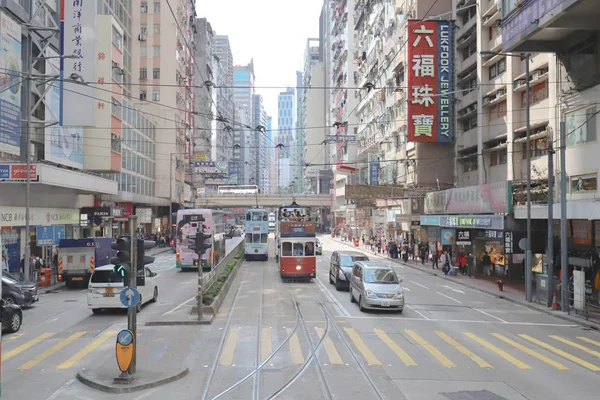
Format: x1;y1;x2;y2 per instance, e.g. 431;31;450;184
244;209;269;261
217;185;258;194
275;201;316;280
176;209;226;270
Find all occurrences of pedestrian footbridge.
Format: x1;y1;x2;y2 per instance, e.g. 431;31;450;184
197;193;332;207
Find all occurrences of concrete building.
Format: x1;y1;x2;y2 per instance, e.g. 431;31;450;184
277;88;297;190
233;60;256;184
294;70;304;194
267;115;277;194
212;34;235;163
252;94;270;193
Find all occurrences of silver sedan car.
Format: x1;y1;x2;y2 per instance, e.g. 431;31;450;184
349;262;404;312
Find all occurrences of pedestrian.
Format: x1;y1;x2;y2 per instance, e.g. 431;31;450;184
431;248;439;269
420;245;427;265
482;251;492;276
441;250;451;275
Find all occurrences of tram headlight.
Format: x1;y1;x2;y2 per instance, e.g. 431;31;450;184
296;265;302;271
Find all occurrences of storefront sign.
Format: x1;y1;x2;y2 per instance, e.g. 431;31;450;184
420;215;441;226
81;207;110;217
504;232;513;254
481;230;504;240
441;228;456;245
0;164;37;181
345;184;404;200
424;181;512;214
0;207;79;227
440;215;504;230
456;230;471;245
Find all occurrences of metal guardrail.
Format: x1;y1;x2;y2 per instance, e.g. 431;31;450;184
204;239;245;292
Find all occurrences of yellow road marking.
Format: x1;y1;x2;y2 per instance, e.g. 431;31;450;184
405;329;455;368
5;333;25;341
18;332;87;370
261;327;272;362
219;328;240;366
492;333;569;370
373;329;417;366
57;330;116;370
315;327;343;365
464;332;531;370
3;333;53;361
436;331;492;369
578;336;600;348
344;328;382;366
550;335;600;359
287;328;305;364
519;334;600;372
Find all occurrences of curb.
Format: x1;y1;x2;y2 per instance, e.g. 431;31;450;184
333;238;600;331
76;367;189;394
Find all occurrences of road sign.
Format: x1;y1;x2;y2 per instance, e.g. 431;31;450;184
115;329;135;372
35;225;66;246
54;225;65;244
119;287;140;307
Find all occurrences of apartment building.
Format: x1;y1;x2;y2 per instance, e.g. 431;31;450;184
277;88;297;190
252;94;270;193
267;115;278;194
294;70;304;194
233;61;256;185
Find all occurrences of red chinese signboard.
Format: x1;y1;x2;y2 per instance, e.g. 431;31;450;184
10;164;36;179
406;20;454;143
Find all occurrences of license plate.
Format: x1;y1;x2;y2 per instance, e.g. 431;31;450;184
72;277;83;281
105;287;114;294
381;301;389;307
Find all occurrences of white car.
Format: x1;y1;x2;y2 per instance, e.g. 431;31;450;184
87;264;159;314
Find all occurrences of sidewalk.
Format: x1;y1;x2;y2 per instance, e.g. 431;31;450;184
332;237;600;330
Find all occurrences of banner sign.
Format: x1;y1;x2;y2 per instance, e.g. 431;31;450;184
424;181;512;214
369;159;380;185
194;161;228;174
345;184;404;200
0;11;22;156
0;164;37;181
407;20;455;143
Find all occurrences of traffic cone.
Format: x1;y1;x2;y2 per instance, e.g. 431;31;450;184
551;291;560;310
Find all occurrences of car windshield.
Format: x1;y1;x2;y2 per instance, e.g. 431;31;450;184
363;268;399;284
91;270;124;284
3;271;22;282
340;255;368;267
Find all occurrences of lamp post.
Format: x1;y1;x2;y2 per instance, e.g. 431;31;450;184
481;50;532;302
169;153;180;238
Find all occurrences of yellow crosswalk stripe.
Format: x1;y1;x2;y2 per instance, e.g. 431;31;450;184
261;328;272;362
492;333;569;370
373;329;417;366
219;328;240;366
578;336;600;348
550;335;600;359
287;328;305;364
315;327;343;365
464;332;531;370
5;333;25;341
57;330;116;370
3;333;53;361
436;331;492;369
344;328;382;366
405;330;456;368
519;334;600;372
18;332;87;370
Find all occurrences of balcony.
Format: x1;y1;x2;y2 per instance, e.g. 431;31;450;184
502;0;600;53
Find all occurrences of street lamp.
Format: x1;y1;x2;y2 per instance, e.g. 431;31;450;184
481;50;533;302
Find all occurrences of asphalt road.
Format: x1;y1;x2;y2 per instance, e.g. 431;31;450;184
5;234;600;400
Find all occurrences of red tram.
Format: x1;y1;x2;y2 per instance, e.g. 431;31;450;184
275;202;316;281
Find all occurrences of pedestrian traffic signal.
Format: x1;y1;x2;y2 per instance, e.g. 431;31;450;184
111;236;132;280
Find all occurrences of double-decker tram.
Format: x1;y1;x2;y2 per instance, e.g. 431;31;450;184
275;201;316;281
244;208;269;260
176;209;226;270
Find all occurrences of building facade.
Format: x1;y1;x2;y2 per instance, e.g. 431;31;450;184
233;60;256;185
277;88;297;191
252;94;270;193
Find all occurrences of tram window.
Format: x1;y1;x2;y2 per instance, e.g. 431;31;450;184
263;214;268;221
246;213;252;221
282;242;293;256
253;234;260;242
305;242;314;256
246;233;253;242
252;213;262;221
261;233;268;243
293;242;304;256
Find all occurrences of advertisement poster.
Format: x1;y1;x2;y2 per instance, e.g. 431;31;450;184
441;228;456;245
407;20;455;143
1;230;20;272
0;11;22;156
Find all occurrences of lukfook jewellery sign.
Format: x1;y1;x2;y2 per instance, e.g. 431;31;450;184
0;207;80;227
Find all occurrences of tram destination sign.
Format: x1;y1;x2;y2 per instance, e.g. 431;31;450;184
280;222;316;236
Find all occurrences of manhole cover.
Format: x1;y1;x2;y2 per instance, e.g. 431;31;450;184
442;390;508;400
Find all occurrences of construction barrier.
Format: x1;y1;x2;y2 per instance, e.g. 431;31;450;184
38;268;52;287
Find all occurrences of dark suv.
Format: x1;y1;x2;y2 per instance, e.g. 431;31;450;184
329;251;370;291
2;275;38;307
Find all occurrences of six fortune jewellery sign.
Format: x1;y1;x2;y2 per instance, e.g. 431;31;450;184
407;20;455;143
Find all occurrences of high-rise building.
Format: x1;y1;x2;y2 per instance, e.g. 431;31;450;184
267;116;278;194
253;94;270;193
233;60;256;184
294;70;304;194
277;88;297;190
212;35;235;165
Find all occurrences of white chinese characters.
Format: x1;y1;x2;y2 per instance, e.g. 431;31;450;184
412;114;434;137
411;54;435;77
412;25;434;48
411;85;434;107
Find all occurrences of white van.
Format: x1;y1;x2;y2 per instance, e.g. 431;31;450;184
87;264;159;314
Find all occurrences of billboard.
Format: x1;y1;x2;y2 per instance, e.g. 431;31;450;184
0;12;22;156
194;161;228;174
424;181;513;215
345;184;404;200
228;161;240;184
369;156;380;185
45;47;84;169
60;0;97;126
407;20;454;143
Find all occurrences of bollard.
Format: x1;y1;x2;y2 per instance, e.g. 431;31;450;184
495;279;504;291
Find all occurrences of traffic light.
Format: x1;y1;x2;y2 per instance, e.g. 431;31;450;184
187;215;212;267
136;239;156;286
111;236;132;280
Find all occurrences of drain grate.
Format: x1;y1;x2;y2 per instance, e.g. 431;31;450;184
442;390;508;400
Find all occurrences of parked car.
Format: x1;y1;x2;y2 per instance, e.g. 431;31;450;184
349;262;404;313
329;251;370;291
2;275;38;307
1;300;23;333
87;264;159;314
4;271;39;296
315;238;322;255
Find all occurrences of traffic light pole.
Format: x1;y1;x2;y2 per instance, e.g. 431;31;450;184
128;215;138;375
197;227;203;322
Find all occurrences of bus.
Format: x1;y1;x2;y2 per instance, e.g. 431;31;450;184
268;212;275;232
275;202;316;281
244;209;269;261
176;209;226;270
218;185;259;194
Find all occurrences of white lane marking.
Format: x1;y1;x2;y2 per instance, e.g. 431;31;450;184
436;291;463;304
405;305;429;320
403;287;411;291
472;308;508;323
316;277;351;317
410;281;430;290
163;296;196;315
442;285;465;295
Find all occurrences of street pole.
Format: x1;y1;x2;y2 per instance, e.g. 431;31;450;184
169;154;173;239
525;53;533;303
197;227;203;322
546;139;555;307
24;6;33;281
128;215;138;375
559;121;569;313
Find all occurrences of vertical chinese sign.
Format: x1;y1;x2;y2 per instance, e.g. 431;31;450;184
60;0;97;127
0;12;22;156
407;20;455;143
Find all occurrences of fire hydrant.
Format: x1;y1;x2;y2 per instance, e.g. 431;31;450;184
495;279;504;291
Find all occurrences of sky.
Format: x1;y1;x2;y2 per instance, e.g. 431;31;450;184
196;0;323;129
